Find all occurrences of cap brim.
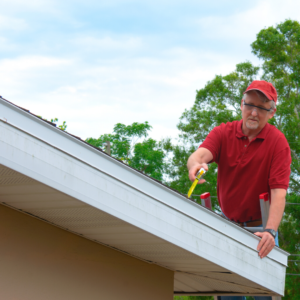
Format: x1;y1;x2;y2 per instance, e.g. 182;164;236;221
244;88;273;101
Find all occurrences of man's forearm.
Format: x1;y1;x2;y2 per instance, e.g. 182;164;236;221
266;188;286;231
254;188;286;258
187;152;202;170
187;147;213;170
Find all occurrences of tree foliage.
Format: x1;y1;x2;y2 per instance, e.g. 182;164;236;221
85;121;166;181
37;117;67;131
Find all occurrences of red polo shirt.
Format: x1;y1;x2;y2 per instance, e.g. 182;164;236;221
200;120;291;222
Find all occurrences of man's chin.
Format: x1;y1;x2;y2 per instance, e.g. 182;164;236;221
246;120;259;130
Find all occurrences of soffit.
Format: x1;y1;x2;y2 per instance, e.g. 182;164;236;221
0;164;285;296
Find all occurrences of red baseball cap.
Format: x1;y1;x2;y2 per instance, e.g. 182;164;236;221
244;80;277;104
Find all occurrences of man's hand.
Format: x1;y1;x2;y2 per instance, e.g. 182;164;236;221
254;189;285;258
187;147;213;183
254;231;276;258
188;163;209;183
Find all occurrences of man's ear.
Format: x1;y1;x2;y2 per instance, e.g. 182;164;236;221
240;99;243;111
269;108;276;119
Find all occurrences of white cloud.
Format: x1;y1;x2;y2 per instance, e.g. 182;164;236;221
0;47;238;141
0;15;28;31
0;0;82;27
71;35;143;52
0;56;71;70
0;0;54;12
0;37;16;51
194;0;300;41
0;56;72;97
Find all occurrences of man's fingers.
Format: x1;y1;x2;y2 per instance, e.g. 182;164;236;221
188;164;209;181
255;232;275;258
201;163;209;171
258;241;271;258
188;165;201;181
259;241;274;258
257;239;269;258
188;169;197;181
254;232;263;238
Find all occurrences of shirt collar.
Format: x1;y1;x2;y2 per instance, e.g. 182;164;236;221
236;120;270;140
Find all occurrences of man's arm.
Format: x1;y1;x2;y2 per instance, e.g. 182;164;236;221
267;188;286;231
255;188;286;258
187;147;213;183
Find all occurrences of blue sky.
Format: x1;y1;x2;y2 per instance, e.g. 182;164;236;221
1;0;300;141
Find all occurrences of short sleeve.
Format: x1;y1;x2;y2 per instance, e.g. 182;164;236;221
268;136;291;190
199;125;223;163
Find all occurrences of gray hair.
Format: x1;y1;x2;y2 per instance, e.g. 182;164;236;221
243;91;276;111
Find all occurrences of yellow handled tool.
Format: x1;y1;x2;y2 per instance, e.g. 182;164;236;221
187;168;206;198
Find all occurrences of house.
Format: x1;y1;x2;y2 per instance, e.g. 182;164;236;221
0;97;287;299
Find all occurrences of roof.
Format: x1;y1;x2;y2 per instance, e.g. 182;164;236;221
0;96;288;296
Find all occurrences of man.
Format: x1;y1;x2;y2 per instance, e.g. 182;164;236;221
187;80;291;299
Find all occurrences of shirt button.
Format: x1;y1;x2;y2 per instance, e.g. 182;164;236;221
244;145;247;147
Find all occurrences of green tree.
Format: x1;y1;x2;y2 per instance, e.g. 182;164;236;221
86;121;166;181
171;19;300;299
131;138;165;180
50;118;67;131
37;117;67;131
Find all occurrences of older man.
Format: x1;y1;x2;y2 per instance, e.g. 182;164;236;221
187;80;291;263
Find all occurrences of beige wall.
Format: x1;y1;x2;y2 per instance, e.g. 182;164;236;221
0;204;174;300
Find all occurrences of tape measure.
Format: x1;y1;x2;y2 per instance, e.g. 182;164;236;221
187;168;206;198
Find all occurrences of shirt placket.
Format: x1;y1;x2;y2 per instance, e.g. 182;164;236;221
240;136;249;159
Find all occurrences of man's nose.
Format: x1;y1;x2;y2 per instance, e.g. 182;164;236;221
251;108;258;116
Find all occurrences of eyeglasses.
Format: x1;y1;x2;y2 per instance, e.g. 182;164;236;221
243;101;272;114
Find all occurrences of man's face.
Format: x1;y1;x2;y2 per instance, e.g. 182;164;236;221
240;91;276;131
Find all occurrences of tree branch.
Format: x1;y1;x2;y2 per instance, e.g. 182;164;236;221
294;106;299;120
